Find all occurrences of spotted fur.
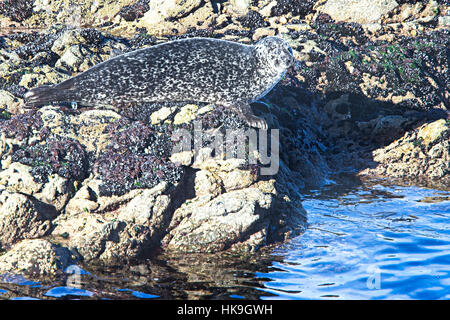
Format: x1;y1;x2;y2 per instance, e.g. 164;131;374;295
24;36;294;129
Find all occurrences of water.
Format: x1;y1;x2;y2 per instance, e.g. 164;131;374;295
261;181;450;299
0;179;449;300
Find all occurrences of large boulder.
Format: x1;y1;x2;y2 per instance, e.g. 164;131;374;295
319;0;399;24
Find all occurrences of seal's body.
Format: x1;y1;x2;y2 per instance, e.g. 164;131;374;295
25;37;294;129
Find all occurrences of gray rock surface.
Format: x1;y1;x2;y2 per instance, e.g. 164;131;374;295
0;239;75;275
320;0;399;24
0;191;57;247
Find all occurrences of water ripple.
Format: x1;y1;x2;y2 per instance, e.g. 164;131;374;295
262;184;450;299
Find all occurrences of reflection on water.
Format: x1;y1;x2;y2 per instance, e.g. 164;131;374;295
0;178;449;300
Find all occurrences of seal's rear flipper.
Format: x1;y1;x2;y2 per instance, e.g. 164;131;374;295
24;85;69;107
228;102;268;130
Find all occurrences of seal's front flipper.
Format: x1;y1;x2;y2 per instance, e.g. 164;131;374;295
228;102;268;130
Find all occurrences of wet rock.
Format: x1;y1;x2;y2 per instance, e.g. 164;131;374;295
0;239;75;276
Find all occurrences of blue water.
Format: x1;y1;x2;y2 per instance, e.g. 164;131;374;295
0;182;449;300
260;183;450;299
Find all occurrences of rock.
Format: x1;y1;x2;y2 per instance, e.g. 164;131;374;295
150;106;176;125
17;65;69;89
194;170;221;198
26;0;138;28
0;239;75;275
259;1;278;18
252;27;276;41
0;159;75;212
0;191;57;247
53;181;174;262
52;212;128;262
118;187;171;225
163;184;276;253
2;0;447;278
320;0;399;24
218;168;257;192
164;159;308;253
360;119;449;185
173;104;199;125
269;0;315;18
225;0;251;16
137;0;206;35
0;162;43;195
55;44;103;72
438;15;450;27
51;29;88;56
0;90;21;114
372;115;408;144
170;151;194;166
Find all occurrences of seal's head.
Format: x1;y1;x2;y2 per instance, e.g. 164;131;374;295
255;36;294;75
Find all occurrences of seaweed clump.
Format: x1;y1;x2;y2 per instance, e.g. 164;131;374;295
94;119;184;196
294;26;449;111
118;0;150;22
0;0;33;22
11;135;89;184
127;29;158;49
0;110;43;141
238;10;269;29
271;0;315;18
313;16;368;45
198;105;247;131
12;32;59;61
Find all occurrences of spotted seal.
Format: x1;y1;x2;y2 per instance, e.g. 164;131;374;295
24;36;294;129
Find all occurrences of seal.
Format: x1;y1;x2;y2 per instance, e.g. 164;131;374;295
24;36;294;129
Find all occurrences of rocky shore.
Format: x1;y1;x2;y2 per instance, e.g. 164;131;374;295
0;0;448;276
